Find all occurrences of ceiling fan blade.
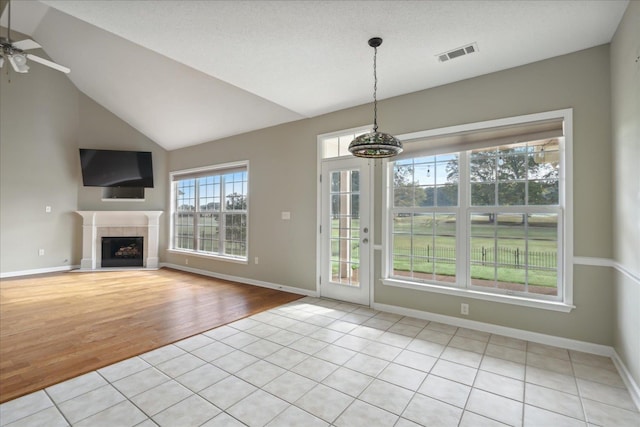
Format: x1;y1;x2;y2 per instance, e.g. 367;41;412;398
26;53;70;74
12;39;41;51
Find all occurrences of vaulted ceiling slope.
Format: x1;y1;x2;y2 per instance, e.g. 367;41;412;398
1;0;629;150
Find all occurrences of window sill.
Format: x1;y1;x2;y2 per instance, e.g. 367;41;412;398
381;278;574;313
168;249;248;265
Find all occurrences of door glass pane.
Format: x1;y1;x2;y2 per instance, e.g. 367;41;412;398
324;137;339;158
329;170;360;287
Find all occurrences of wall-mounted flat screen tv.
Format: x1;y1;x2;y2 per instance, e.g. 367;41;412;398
79;149;154;188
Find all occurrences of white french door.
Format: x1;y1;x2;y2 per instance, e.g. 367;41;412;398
320;157;371;305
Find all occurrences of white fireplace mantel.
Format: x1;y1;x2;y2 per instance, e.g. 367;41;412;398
76;211;163;270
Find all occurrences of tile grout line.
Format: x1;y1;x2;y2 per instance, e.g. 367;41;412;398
2;297;637;427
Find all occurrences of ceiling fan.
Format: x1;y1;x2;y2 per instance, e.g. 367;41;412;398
0;0;70;74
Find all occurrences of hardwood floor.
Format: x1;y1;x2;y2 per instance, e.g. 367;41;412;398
0;268;303;403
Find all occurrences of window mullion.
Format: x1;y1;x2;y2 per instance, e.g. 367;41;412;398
458;151;469;289
524;213;529;293
557;207;564;299
410;214;415;278
172;182;178;249
493;216;498;289
194;179;200;251
220;175;226;255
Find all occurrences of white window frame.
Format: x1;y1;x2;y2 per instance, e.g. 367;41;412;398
382;110;574;312
316;126;375;299
318;125;372;160
169;161;249;264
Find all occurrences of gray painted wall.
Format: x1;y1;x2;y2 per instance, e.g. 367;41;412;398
76;93;167;213
169;45;615;346
1;45;79;273
166;119;318;290
75;93;168;253
0;34;168;273
369;45;614;346
0;21;634;384
610;1;640;387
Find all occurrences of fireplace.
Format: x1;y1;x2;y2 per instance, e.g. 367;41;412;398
77;211;162;270
101;237;144;267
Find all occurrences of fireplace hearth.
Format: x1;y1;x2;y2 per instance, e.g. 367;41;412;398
102;237;144;267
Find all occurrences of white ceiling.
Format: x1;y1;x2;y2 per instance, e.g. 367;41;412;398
1;0;629;150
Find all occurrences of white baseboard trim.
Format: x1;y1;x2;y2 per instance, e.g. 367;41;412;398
160;263;318;298
3;261;636;408
612;350;640;411
0;265;78;279
372;302;612;356
372;300;639;410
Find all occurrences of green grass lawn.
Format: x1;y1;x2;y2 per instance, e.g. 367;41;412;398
330;215;558;289
391;214;557;288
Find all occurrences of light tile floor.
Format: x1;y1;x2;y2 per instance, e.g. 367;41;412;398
1;297;638;427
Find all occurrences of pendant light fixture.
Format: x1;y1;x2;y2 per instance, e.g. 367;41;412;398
348;37;402;158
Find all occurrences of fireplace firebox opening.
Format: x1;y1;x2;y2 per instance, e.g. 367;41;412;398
101;236;144;267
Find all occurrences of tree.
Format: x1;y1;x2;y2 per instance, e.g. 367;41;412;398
226;193;247;210
330;171;360;219
446;146;559;208
393;163;427;207
201;201;221;211
223;193;248;250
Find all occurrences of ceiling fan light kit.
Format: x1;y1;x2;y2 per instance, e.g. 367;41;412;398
8;53;28;73
348;37;402;159
0;0;70;75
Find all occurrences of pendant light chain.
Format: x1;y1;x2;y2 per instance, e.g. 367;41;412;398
347;36;402;158
373;45;378;132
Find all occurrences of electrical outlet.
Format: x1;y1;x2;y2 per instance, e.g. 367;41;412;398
45;206;52;213
38;249;45;256
255;257;259;265
461;303;469;315
185;258;189;265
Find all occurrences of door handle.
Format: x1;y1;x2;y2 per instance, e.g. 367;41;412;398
363;227;369;233
362;238;369;244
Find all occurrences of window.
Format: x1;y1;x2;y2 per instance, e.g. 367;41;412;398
384;110;572;310
170;162;248;261
320;126;370;159
391;154;459;284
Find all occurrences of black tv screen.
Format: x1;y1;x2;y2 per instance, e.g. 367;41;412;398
79;149;154;188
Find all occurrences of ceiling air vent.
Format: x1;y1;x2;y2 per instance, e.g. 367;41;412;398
437;43;478;63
